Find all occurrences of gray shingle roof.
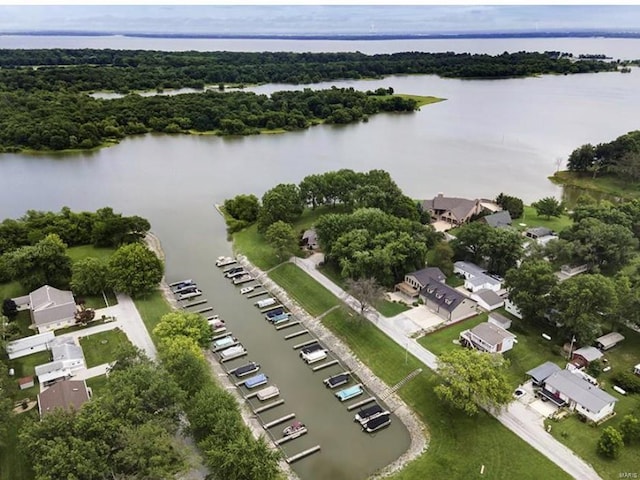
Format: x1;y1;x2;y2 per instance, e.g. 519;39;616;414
423;196;478;222
488;312;511;327
50;337;84;363
544;369;617;413
525;227;554;238
573;347;603;362
469;322;515;346
595;332;625;349
482;211;512;228
475;289;503;307
29;285;76;327
420;281;466;312
407;267;446;287
527;361;562;384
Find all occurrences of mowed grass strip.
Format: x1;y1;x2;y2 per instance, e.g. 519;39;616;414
322;307;571;480
79;328;132;367
268;263;339;317
133;289;173;342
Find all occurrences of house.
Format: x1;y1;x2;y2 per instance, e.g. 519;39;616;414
460;321;516;353
480;210;512;228
5;331;55;360
523;227;559;247
571;346;604;369
595;332;625;351
454;261;502;293
419;281;477;323
35;337;85;386
555;264;589;282
504;298;523;319
422;194;483;227
301;229;318;250
37;379;90;418
471;289;504;311
539;369;618;423
27;285;77;333
18;376;35;390
395;267;446;299
488;312;512;330
527;361;562;387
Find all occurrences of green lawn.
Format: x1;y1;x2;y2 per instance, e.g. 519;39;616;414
550;170;640;201
86;374;110;397
7;350;50;379
268;263;339;317
375;299;410;317
0;410;36;480
515;205;573;234
0;280;27;303
418;313;487;354
322;307;571;480
66;245;116;262
133;289;172;342
79;328;132;367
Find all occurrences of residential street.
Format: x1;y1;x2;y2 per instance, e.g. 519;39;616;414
294;254;601;480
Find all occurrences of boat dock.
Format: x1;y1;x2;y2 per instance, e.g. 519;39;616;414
346;397;376;411
246;290;269;298
261;304;284;313
182;299;207;308
283;329;308;340
311;359;339;371
263;413;296;429
293;339;318;350
286;445;321;464
213;331;232;340
169;279;193;287
220;350;248;363
254;399;285;414
193;306;213;314
275;321;300;330
275;428;308;445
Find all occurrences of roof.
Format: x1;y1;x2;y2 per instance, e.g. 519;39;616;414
525;227;554;238
544;369;617;412
29;285;76;327
18;376;34;385
407;267;446;286
423;195;479;221
50;337;84;363
5;331;55;355
454;261;486;276
573;347;604;362
474;289;503;307
38;380;90;417
468;322;515;346
488;312;511;327
420;281;468;312
482;210;512;228
35;361;73;384
527;362;562;384
596;332;625;348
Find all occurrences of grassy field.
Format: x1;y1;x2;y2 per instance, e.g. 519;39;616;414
375;299;410;317
268;263;340;317
0;280;27;303
79;328;132;367
86;374;110;397
322;307;571;480
133;289;172;342
66;245;116;262
0;410;36;480
550;170;640;201
515;206;573;233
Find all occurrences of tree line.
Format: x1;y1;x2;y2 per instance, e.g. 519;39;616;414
567;130;640;180
0;49;617;92
0;87;417;152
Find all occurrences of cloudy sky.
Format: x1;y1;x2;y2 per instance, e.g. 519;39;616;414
1;5;639;36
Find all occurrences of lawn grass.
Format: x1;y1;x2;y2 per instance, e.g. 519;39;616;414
7;350;50;379
66;245;116;262
375;299;410;317
550;170;640;201
0;410;36;480
133;289;172;342
79;328;132;368
79;291;118;309
0;280;27;303
268;263;339;317
86;374;110;397
515;205;573;234
418;313;487;355
322;307;571;480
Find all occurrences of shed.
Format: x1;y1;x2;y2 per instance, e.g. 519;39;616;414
471;289;504;311
571;346;604;368
595;332;625;351
488;312;512;330
527;361;562;386
18;376;35;390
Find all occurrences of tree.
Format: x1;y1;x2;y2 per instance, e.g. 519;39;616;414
1;298;17;319
70;257;109;295
154;311;212;347
619;414;640;444
430;241;454;277
223;194;260;223
451;221;494;265
550;274;617;345
0;362;13;446
158;336;211;396
7;233;72;291
256;183;303;232
264;221;298;261
485;228;523;276
598;426;624;459
107;243;163;297
567;143;596;172
495;193;524;219
532;197;564;220
346;277;386;316
435;349;512;416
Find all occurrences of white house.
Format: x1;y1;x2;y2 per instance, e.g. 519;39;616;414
540;369;618;423
35;337;85;386
26;285;77;333
459;322;516;354
5;331;55;360
454;261;502;293
504;298;523;319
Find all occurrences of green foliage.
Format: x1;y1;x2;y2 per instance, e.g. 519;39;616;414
619;415;640;444
153;311;212;347
504;260;558;325
107;243;163;297
430;241;454;277
257;183;304;232
611;371;640;394
157;336;211;397
567;144;596;172
585;359;603;378
532;197;564;220
71;257;109;295
264;221;299;261
568;131;640;180
223;194;260;223
345;277;386;315
0;363;13;446
496;193;524;219
597;426;624;459
434;348;512;416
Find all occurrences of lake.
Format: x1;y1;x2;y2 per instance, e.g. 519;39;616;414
1;36;640;480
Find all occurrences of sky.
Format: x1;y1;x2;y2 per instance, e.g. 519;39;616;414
1;5;640;36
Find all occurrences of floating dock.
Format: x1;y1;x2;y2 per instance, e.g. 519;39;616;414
247;290;269;298
293;339;318;350
276;321;300;331
182;299;207;308
263;413;296;429
261;304;284;313
286;445;321;464
213;331;232;340
275;428;308;445
220;350;248;363
284;329;308;340
169;279;193;287
254;399;285;414
311;360;339;371
194;306;213;314
346;397;376;411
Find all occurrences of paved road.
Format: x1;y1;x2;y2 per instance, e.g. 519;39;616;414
294;255;601;480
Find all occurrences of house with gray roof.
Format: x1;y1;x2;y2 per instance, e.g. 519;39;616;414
396;267;446;299
480;210;512;228
540;369;618;423
35;337;85;386
5;331;55;360
419;280;477;323
460;321;516;354
571;346;604;368
527;361;562;386
422;193;483;227
38;379;90;418
595;332;625;351
471;289;504;311
454;261;503;293
28;285;77;333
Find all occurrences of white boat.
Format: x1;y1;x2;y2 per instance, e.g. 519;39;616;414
178;289;202;300
301;349;328;364
213;335;236;350
255;297;276;308
282;421;307;438
216;256;236;267
220;345;246;360
233;274;252;285
240;286;255;295
256;385;280;401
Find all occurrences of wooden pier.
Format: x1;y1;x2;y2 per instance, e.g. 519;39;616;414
254;399;285;414
283;329;308;340
346;396;376;411
213;331;231;340
293;339;319;350
246;290;269;298
311;359;338;371
220;351;247;363
233;276;253;285
263;413;296;429
275;428;308;445
183;299;207;308
286;445;321;464
194;306;213;314
275;321;300;331
261;304;284;313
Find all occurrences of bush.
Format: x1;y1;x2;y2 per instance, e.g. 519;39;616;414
598;426;624;458
611;371;640;393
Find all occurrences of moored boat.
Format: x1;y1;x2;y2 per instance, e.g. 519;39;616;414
301;349;328;364
271;315;290;325
323;372;350;389
299;343;322;357
233;274;253;284
226;270;247;279
265;307;285;319
362;413;391;433
216;256;236;267
219;345;246;360
282;421;307;438
240;286;255;295
354;404;390;425
233;361;260;378
223;265;243;274
178;289;202;300
335;385;363;402
267;312;290;323
255;297;276;308
256;385;280;401
169;278;193;288
212;335;237;350
244;373;268;389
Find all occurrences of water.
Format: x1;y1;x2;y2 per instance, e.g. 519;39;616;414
2;36;640;479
